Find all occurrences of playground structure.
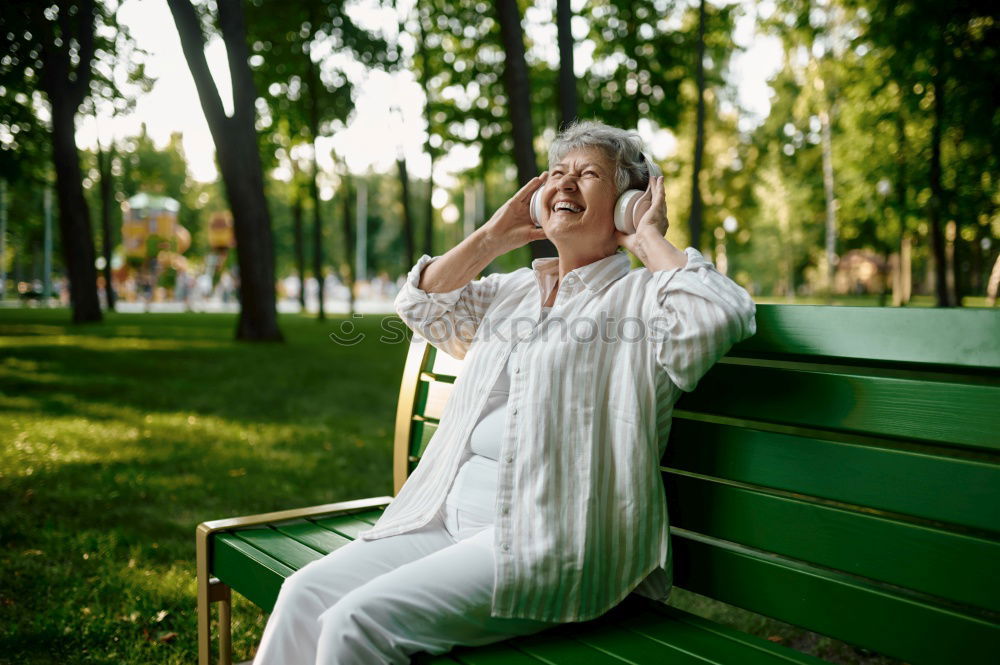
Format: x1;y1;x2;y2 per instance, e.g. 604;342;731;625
120;193;190;301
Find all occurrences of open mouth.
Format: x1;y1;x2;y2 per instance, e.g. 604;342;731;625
552;201;585;215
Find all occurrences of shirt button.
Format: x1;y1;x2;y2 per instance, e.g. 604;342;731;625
514;366;520;374
511;407;518;415
504;455;513;463
501;543;510;551
500;505;509;515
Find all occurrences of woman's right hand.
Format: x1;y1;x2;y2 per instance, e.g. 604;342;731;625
480;172;550;256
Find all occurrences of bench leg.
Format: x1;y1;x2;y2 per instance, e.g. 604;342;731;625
199;576;233;665
218;583;232;665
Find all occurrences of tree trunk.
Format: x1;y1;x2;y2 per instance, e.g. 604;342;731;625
556;0;577;129
927;54;953;307
310;141;325;321
50;101;102;321
397;157;415;270
37;0;102;323
96;139;116;309
496;0;556;260
820;106;837;301
416;8;435;258
895;99;910;306
340;175;356;315
0;179;6;300
292;183;306;310
167;0;282;340
305;38;325;321
689;0;707;252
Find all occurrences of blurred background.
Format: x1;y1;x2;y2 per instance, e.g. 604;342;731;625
2;0;997;338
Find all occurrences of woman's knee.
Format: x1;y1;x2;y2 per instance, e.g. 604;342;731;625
316;588;408;664
274;560;336;612
317;584;388;630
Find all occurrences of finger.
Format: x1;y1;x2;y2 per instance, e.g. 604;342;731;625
530;226;549;241
516;172;548;202
652;176;665;204
650;176;666;214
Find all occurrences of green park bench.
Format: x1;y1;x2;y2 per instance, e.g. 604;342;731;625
195;304;1000;665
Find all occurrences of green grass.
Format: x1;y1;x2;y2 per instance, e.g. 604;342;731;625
1;308;904;664
1;309;408;664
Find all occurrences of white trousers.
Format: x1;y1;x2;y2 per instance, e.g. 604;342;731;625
252;472;561;663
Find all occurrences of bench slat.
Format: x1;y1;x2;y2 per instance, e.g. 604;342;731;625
664;419;1000;533
566;625;728;664
420;380;453;421
733;305;1000;369
274;520;352;554
419;642;552;664
213;533;294;612
506;629;654;664
413;420;438;458
649;604;830;664
310;510;383;539
417;354;1000;450
666;472;1000;612
677;363;1000;450
672;534;1000;665
233;528;325;570
607;603;827;665
570;621;785;664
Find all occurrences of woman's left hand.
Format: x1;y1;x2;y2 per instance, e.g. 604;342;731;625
615;176;669;262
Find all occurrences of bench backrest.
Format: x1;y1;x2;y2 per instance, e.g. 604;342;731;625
392;304;1000;665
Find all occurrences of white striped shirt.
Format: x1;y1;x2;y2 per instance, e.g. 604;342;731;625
359;247;757;622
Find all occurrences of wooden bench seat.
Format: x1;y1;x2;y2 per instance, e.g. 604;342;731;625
197;304;1000;665
199;502;832;665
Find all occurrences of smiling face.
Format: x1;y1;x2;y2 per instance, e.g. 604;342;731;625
540;146;619;250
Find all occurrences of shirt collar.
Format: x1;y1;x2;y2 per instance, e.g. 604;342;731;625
530;250;632;293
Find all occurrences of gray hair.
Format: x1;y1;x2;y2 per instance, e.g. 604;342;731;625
548;120;654;196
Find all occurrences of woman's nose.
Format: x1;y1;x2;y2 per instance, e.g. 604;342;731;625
558;175;579;189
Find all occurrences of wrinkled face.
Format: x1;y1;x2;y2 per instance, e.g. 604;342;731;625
540;146;619;243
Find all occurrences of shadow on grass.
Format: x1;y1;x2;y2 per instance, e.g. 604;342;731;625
0;310;410;663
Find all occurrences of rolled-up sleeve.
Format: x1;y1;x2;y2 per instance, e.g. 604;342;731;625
644;247;756;391
394;253;506;360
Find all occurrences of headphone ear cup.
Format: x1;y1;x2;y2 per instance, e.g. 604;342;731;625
530;188;543;227
614;189;643;234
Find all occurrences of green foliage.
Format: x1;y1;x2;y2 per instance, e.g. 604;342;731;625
580;0;735;131
246;0;392;166
0;0;152;290
738;0;999;298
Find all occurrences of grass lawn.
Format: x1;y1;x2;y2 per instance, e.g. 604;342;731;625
1;307;901;664
1;309;408;663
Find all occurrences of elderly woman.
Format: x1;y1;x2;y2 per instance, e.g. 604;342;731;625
253;120;756;664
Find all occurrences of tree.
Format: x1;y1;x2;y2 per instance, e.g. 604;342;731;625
1;0;136;322
689;0;707;251
556;0;578;129
495;0;556;258
246;0;387;320
166;0;282;340
93;126;115;308
413;4;438;258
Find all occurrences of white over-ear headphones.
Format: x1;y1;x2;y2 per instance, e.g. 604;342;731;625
529;154;663;235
